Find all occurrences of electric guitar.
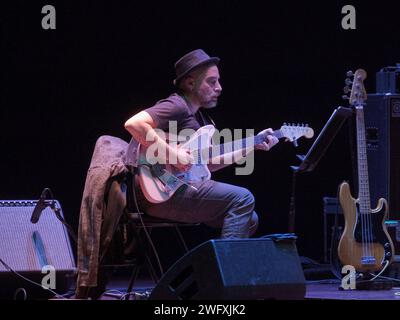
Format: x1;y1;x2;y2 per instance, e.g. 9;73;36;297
137;124;314;203
337;69;394;272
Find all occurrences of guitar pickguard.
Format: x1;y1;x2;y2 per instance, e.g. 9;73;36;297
137;125;215;203
338;182;394;272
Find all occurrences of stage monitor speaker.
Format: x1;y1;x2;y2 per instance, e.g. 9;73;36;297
364;94;400;221
0;200;76;299
149;238;306;300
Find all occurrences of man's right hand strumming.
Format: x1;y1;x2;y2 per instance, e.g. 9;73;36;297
171;148;194;172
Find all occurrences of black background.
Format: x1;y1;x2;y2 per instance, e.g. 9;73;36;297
1;1;399;262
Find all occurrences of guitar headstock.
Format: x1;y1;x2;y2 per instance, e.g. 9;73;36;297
343;69;367;106
280;123;314;142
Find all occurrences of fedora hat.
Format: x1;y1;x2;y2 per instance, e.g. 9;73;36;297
173;49;220;86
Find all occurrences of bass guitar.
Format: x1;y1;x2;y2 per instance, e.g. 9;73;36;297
338;69;394;273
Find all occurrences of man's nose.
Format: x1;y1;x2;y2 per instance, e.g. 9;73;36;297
215;81;222;93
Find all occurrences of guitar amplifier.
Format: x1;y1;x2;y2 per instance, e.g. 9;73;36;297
364;94;400;222
376;65;400;94
385;220;400;256
0;200;76;299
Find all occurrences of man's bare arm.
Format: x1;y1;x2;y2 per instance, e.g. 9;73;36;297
125;111;162;147
124;111;192;170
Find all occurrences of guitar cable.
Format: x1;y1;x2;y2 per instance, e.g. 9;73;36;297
0;256;68;300
368;274;400;284
369;260;390;281
130;169;164;276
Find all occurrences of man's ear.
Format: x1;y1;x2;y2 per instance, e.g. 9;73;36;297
185;76;195;92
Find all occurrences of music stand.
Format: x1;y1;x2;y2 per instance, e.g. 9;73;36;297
288;106;353;233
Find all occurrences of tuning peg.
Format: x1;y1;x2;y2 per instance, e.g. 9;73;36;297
342;95;349;100
343;86;350;94
345;78;352;86
292;139;298;148
356;74;363;81
305;123;309;127
346;70;353;77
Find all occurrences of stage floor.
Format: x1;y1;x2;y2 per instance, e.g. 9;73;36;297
100;277;400;300
305;283;400;300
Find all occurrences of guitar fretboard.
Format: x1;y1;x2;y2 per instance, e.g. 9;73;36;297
190;130;284;163
207;130;284;158
355;106;371;215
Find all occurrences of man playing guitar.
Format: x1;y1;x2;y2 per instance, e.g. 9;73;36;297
124;49;278;238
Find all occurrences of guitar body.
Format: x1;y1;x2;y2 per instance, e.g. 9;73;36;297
338;182;394;272
137;125;215;203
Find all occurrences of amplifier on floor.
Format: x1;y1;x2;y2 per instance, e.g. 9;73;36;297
149;238;306;300
0;200;76;299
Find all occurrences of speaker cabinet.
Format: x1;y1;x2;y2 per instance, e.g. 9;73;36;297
365;94;400;221
149;238;306;300
0;200;76;299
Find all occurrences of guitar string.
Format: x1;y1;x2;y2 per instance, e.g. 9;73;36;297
357;106;368;260
184;127;307;164
358;105;374;261
190;130;287;164
361;106;374;260
190;135;259;164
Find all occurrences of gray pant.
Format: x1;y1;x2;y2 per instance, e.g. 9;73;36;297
138;180;258;238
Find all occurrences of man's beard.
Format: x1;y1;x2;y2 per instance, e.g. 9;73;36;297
199;95;218;109
202;100;218;109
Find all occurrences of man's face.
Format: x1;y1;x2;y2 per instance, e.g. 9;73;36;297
193;65;222;109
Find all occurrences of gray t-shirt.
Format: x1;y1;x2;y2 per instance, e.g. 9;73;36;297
146;93;210;131
125;93;213;167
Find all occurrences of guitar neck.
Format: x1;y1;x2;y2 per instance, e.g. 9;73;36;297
355;105;371;212
208;130;283;158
